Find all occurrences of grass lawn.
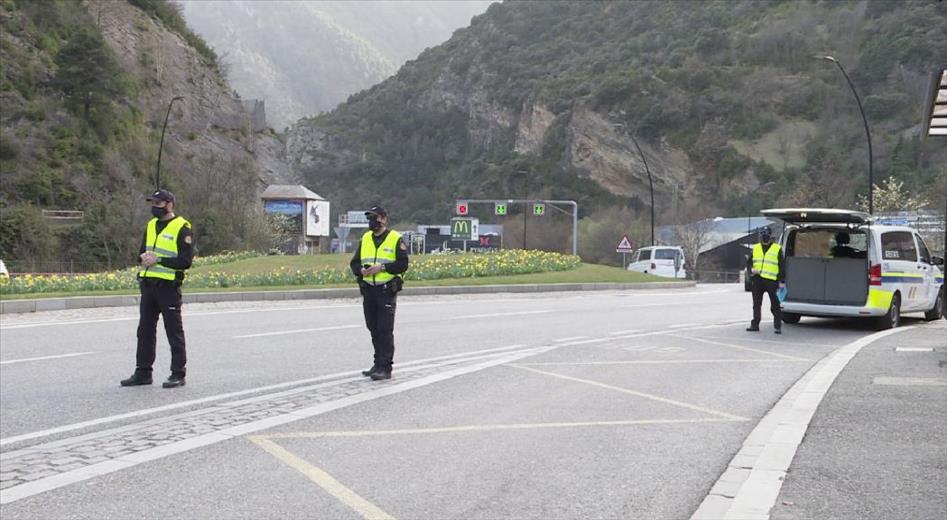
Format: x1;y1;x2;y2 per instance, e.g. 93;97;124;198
0;257;681;300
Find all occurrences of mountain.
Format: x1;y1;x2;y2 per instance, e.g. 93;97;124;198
178;0;494;129
286;0;947;255
0;0;292;269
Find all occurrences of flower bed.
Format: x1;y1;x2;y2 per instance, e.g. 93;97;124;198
0;250;580;295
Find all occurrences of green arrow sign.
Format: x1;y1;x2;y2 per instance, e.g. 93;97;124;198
495;202;507;215
533;203;545;216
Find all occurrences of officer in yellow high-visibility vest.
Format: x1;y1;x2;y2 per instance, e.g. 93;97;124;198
350;205;409;380
121;189;193;388
747;227;785;334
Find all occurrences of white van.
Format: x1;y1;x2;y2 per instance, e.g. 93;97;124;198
627;246;686;279
761;208;944;329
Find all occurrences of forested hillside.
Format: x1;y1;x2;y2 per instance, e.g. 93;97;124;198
0;0;290;271
288;0;946;256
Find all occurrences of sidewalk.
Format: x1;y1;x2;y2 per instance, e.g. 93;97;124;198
0;280;695;314
772;322;947;520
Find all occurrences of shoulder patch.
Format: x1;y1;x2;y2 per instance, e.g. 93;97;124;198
184;235;192;244
400;241;407;251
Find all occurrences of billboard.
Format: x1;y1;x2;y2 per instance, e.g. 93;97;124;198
264;200;303;234
306;200;330;237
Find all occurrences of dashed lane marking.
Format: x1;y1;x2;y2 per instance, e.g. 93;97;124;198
233;324;361;339
554;336;589;342
0;352;97;365
509;365;748;421
452;310;551;320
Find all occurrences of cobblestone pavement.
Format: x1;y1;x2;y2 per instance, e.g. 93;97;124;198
0;346;545;502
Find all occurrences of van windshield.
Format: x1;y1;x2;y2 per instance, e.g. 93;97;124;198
654;249;678;260
787;228;867;258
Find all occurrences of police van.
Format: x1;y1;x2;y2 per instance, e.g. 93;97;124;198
761;209;944;329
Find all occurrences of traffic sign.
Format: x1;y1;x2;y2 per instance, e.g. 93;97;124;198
450;217;478;240
456;201;469;215
616;234;634;253
494;202;507;215
533;203;545;216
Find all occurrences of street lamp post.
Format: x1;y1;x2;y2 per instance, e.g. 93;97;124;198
156;96;184;190
816;55;874;214
614;123;655;246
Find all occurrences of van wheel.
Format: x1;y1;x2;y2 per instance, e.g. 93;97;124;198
877;294;901;330
924;288;944;321
782;312;801;324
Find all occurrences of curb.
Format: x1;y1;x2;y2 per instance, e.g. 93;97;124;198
0;281;696;314
690;325;915;520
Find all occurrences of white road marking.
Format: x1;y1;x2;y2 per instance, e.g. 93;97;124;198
668;323;700;329
233;324;361;339
453;310;550;320
608;329;640;335
894;347;934;352
872;376;946;386
517;359;806;366
691;326;914;520
0;344;528;447
263;417;742;439
0;347;549;505
668;333;808;361
510;365;748;421
621;303;681;309
0;352;97;365
554;336;589;342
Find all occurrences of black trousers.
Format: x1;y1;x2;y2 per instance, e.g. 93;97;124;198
751;277;782;329
136;279;187;376
362;285;397;370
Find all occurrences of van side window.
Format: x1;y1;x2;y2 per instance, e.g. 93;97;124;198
638;249;652;261
654;249;676;260
915;234;931;264
881;231;918;262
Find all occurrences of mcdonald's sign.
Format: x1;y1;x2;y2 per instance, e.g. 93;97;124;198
450;217;475;240
450;217;480;240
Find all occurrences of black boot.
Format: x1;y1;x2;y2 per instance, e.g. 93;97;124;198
361;365;378;377
746;325;760;332
370;367;392;380
162;373;186;388
120;371;152;387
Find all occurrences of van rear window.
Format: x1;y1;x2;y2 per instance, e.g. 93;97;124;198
787;229;867;258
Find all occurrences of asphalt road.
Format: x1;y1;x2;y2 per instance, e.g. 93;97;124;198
0;285;939;519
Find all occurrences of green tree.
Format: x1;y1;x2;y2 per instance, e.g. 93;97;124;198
51;27;128;131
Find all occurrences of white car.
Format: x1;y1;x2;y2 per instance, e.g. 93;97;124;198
761;208;944;328
627;246;686;279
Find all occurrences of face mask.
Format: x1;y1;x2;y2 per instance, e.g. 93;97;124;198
367;216;382;231
151;206;168;218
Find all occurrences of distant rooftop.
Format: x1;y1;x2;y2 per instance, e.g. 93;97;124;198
261;185;326;200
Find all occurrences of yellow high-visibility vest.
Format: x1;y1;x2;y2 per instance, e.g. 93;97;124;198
140;216;190;281
752;243;781;281
360;230;402;285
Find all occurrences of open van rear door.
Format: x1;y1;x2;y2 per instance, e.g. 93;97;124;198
761;208;872;225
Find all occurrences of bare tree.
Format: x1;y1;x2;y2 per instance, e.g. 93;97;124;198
671;218;718;276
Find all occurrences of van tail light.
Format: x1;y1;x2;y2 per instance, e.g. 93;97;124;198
869;263;882;286
651;263;657;270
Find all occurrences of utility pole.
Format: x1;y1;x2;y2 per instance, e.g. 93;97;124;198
156;96;184;189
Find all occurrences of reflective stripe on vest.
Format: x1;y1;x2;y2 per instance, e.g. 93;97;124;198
140;216;190;281
360;230;401;285
752;243;781;281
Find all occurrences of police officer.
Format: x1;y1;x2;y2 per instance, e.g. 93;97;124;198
747;227;785;334
350;206;409;380
121;189;193;388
